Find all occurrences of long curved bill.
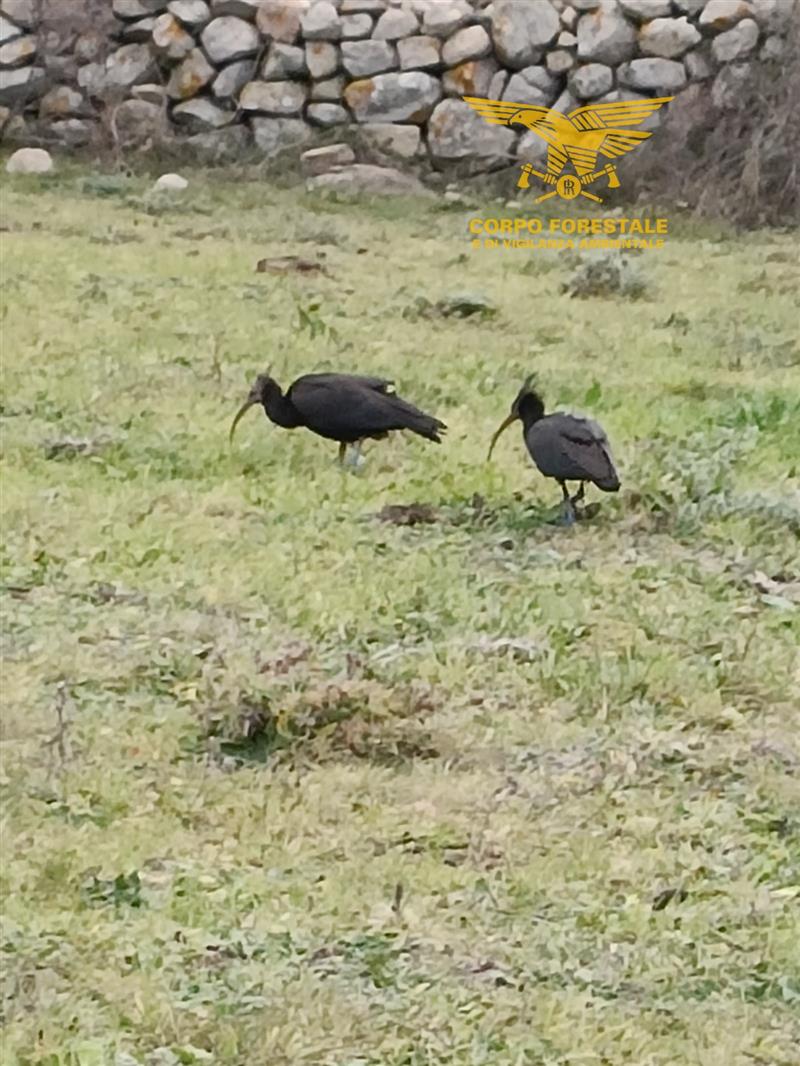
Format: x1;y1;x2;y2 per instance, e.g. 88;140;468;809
487;413;516;461
229;399;256;444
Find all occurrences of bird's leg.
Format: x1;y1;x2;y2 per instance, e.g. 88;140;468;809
337;441;347;466
342;440;366;472
570;482;585;507
556;480;577;527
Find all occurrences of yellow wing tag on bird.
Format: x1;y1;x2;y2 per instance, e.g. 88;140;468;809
462;95;673;204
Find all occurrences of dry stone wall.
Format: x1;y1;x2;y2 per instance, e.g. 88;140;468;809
0;0;796;167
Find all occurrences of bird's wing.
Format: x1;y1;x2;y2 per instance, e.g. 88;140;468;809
463;96;552;129
557;416;618;485
567;99;672;161
290;376;445;442
291;373;394;395
568;98;674;131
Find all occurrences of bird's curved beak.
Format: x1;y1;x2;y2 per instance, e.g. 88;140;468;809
229;398;257;444
487;413;517;461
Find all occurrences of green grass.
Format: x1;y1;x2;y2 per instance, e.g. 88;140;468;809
1;166;799;1066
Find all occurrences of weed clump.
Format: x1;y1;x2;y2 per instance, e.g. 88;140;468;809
561;252;648;300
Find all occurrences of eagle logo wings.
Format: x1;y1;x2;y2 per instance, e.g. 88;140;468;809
463;95;673;203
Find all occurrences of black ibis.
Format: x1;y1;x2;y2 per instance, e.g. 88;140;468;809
229;372;446;466
487;376;620;524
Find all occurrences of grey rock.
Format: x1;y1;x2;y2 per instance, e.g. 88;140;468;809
306;41;338;78
251;115;312;154
561;5;578;30
699;0;755;32
341;39;396;77
751;0;794;34
488;69;509;98
568;62;613;98
618;0;671;19
442;57;498;97
166;48;216;99
116;98;168;143
77;62;106;95
397;34;440;70
360;121;420;158
428;98;516;168
39;85;86;119
210;0;261;15
546;49;576;73
504;65;560;106
712;17;759;61
308;162;431;196
517;129;549;167
341;13;373;38
212;58;254;97
0;33;35;67
256;0;308;43
120;17;157;42
492;0;559;69
152;13;195;59
711;60;751;107
113;0;168;18
344;70;441;123
341;0;386;11
184;123;251;161
5;145;52;172
301;142;356;174
49;119;96;146
640;16;702;59
557;30;578;46
106;44;159;87
154;172;189;191
673;0;707;12
75;32;105;63
684;47;715;79
201;17;260;63
132;82;167;103
302;1;341;40
168;0;211;27
577;4;637;64
262;43;307;78
240;79;307;114
307;102;349;125
422;3;470;38
310;74;345;100
373;7;417;39
759;33;786;61
0;0;36;29
442;25;491;66
552;86;579;113
618;56;687;91
172;96;233;128
570;0;602;8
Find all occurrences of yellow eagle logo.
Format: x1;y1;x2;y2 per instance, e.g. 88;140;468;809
463;95;674;203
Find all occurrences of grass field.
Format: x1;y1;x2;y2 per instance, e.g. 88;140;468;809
1;165;799;1066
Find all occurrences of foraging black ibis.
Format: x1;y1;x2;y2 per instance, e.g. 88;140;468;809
229;372;446;465
487;376;620;524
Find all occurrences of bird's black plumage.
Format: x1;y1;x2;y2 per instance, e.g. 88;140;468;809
230;372;446;463
488;376;619;522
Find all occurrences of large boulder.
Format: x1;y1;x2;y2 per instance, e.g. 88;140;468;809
344;71;441;123
442;57;498;97
428;97;517;170
699;0;754;32
251;115;312;154
239;79;307;114
711;17;759;60
167;1;211;28
256;0;307;42
568;62;613;98
201;16;260;63
442;25;492;66
166;48;216;98
373;7;418;39
308;163;432;196
504;65;560;107
639;16;702;58
152;13;195;59
0;65;45;105
6;146;53;173
618;56;688;91
172;96;233;129
341;40;397;77
397;35;441;71
492;0;560;69
577;5;637;64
